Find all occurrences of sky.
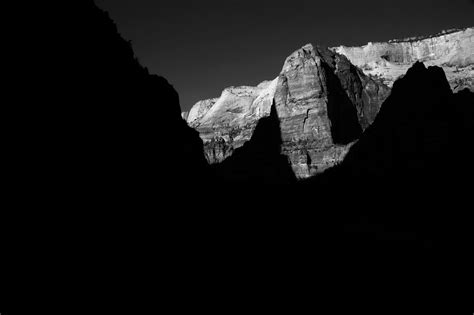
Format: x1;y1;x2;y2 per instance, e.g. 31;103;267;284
96;0;473;112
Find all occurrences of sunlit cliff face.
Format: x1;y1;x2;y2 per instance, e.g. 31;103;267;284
185;44;390;178
332;28;474;92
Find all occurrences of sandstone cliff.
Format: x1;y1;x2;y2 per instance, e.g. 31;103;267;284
332;27;474;92
186;27;472;180
187;44;390;178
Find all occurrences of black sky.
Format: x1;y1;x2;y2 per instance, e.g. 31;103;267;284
96;0;473;112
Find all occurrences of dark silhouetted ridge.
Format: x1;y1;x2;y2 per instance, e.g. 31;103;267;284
305;62;474;268
337;61;471;182
4;3;473;314
212;102;297;184
6;0;209;195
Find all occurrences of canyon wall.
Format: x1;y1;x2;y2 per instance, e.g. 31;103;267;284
187;45;390;178
186;27;472;179
332;28;474;92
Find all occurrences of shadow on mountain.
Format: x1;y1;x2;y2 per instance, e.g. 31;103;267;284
211;102;297;184
322;62;363;144
305;62;474;257
319;61;474;183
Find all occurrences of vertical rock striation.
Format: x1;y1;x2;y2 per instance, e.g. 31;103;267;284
275;44;391;177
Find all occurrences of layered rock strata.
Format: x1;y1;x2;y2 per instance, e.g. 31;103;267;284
274;45;391;177
187;79;279;163
186;28;473;179
187;45;390;178
332;28;474;92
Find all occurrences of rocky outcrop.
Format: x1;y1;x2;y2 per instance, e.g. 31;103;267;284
332;28;474;92
276;45;391;177
187;44;390;178
188;79;279;163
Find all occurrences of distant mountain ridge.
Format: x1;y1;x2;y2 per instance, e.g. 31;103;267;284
387;27;469;43
185;44;390;178
332;27;473;91
184;27;473;179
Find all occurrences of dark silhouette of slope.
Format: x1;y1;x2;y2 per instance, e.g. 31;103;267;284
301;63;474;311
306;62;474;260
324;62;474;183
5;0;209;194
3;1;212;311
4;3;472;314
211;102;297;183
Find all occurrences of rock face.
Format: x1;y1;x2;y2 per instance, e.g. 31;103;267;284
332;28;474;92
187;28;472;180
187;44;390;178
181;111;189;120
188;79;279;163
275;45;391;177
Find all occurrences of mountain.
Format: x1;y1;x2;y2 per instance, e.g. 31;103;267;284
5;2;472;313
5;0;209;191
187;44;390;179
186;27;473;180
313;61;474;184
332;27;474;92
306;61;474;255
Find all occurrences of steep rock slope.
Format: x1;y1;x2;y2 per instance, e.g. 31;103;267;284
276;45;390;177
332;28;474;92
187;45;389;178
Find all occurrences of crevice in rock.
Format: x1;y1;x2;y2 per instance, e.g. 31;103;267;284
306;151;312;167
302;108;310;132
322;62;363;145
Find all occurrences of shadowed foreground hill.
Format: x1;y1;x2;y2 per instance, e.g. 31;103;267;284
310;62;474;187
2;2;473;314
2;1;212;311
5;0;208;195
211;102;297;183
306;62;474;258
